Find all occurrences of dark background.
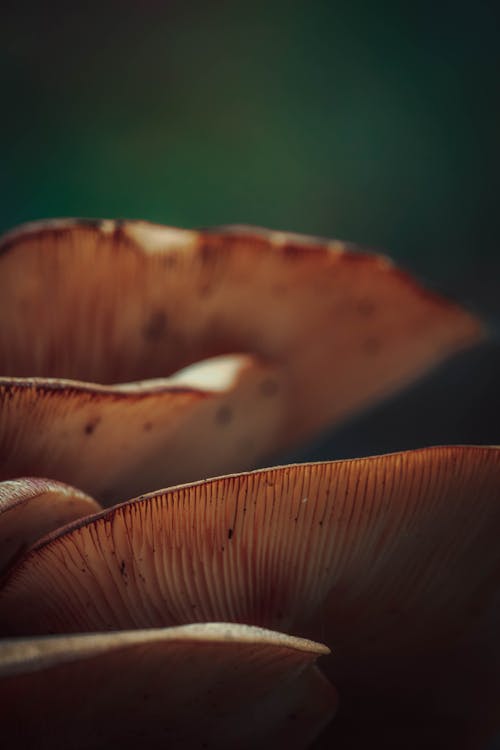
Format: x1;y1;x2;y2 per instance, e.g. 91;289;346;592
1;0;499;456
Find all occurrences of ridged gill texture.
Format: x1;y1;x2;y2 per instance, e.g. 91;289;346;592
0;219;483;500
0;355;284;504
2;446;499;704
0;477;100;576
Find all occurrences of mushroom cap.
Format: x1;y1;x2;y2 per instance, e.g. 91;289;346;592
0;219;484;497
0;477;100;576
2;446;498;743
0;355;284;504
2;446;498;719
0;623;336;749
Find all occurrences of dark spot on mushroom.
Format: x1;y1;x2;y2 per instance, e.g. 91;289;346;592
1;384;16;400
289;712;298;720
143;422;153;432
357;298;375;316
216;405;233;425
75;218;103;229
143;310;168;341
260;379;279;397
228;528;233;540
282;242;307;259
120;560;127;577
199;243;222;267
84;418;100;435
199;283;212;297
162;254;177;268
113;222;133;247
364;337;381;355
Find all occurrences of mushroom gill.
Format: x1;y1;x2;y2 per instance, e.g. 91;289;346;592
0;355;284;504
0;623;336;749
0;477;100;576
0;219;484;501
2;446;498;733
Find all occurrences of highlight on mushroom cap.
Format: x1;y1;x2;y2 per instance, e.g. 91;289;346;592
0;354;285;505
0;218;495;748
0;219;484;502
0;622;336;749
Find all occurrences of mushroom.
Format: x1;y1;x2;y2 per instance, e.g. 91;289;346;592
0;623;336;749
2;446;498;743
0;219;483;502
0;477;100;576
0;355;284;504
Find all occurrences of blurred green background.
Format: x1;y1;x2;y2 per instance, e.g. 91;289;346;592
1;1;499;313
1;0;499;452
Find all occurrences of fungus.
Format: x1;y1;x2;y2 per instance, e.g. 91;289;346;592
0;623;336;749
0;219;496;748
1;446;498;744
0;220;483;501
0;477;99;576
0;355;284;504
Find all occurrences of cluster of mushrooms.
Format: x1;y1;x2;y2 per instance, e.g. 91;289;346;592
0;219;498;749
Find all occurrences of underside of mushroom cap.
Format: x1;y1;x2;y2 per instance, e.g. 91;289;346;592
2;447;498;702
0;623;336;749
0;477;100;576
0;219;484;457
0;354;285;504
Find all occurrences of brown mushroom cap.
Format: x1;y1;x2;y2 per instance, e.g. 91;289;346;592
3;446;498;719
0;477;100;576
0;355;284;504
0;219;483;466
0;623;336;749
